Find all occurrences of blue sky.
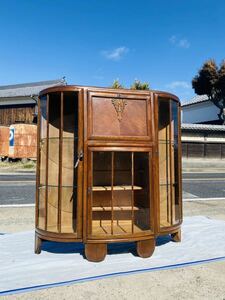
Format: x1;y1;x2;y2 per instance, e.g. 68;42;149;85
0;0;225;102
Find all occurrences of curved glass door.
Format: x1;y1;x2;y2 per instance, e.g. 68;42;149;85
37;91;81;235
158;98;182;228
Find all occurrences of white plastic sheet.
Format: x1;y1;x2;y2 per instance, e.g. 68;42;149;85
1;216;225;295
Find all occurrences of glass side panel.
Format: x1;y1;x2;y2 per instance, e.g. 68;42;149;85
61;187;77;233
158;98;181;228
158;100;170;143
48;138;59;186
38;186;45;230
62;138;77;187
158;98;172;227
48;93;61;138
171;100;178;142
39;95;47;186
171;100;180;224
40;95;47;140
63;92;78;138
48;93;60;187
90;151;151;237
159;185;172;227
158;142;171;185
40;139;47;186
61;92;78;232
47;186;58;232
37;91;79;234
38;96;47;229
62;92;78;187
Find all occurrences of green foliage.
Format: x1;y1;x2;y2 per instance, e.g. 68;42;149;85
111;79;124;89
130;80;150;90
192;60;218;97
218;60;225;99
192;59;225;123
110;79;150;91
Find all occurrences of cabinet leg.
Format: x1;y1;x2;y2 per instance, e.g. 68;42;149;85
85;243;107;262
137;238;155;258
35;234;42;254
171;229;181;242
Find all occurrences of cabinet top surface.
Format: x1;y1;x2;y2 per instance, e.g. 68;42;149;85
39;85;180;103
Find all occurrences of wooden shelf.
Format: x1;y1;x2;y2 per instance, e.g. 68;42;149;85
91;220;143;235
92;185;142;191
92;206;139;211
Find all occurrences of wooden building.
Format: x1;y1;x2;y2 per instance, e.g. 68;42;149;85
181;95;221;125
0;79;66;126
181;93;225;159
182;123;225;159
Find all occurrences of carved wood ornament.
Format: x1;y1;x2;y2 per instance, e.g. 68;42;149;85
111;98;127;122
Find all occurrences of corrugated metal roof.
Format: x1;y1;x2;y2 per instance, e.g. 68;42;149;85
182;123;225;132
182;95;209;107
0;78;66;98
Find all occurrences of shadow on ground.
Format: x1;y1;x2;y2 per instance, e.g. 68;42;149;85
41;235;172;257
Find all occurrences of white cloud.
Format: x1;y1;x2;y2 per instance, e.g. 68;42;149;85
166;81;191;89
102;47;129;61
169;35;190;49
178;39;190;49
169;35;176;44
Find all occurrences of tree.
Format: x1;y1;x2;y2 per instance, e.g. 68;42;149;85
110;79;150;90
130;80;150;90
111;79;124;89
192;59;225;124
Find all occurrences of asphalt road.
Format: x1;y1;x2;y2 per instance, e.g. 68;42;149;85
1;172;225;205
0;173;36;205
182;172;225;199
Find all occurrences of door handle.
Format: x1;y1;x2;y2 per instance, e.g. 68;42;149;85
74;150;83;168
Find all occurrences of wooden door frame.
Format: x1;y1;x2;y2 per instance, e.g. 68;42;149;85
75;88;84;238
85;146;155;243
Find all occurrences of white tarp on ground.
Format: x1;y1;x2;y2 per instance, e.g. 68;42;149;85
1;216;225;295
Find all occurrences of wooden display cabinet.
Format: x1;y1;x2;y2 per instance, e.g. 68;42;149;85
35;85;182;262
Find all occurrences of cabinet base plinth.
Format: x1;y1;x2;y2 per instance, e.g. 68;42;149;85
35;234;42;254
85;243;107;262
171;229;181;242
136;238;155;258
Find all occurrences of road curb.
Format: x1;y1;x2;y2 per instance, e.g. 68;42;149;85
0;173;36;176
0;204;35;208
0;170;35;174
184;197;225;202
